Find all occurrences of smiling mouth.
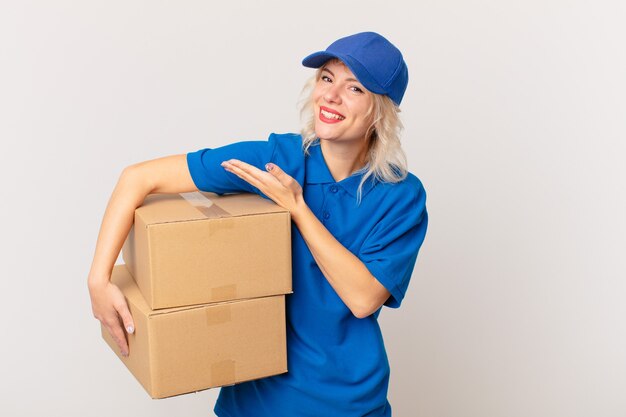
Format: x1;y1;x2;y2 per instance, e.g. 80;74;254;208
319;106;345;123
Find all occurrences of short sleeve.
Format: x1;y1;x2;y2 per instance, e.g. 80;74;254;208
186;137;278;195
358;178;428;308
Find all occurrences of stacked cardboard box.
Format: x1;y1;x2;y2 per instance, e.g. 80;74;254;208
101;191;292;398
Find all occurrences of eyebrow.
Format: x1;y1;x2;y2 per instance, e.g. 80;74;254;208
321;67;359;83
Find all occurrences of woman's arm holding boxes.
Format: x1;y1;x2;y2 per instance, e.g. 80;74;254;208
88;154;197;357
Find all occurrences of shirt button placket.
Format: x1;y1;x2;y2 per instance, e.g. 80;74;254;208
321;184;337;222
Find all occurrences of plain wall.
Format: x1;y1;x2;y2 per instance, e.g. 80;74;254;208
1;1;625;416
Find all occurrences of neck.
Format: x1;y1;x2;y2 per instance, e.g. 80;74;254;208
319;139;369;183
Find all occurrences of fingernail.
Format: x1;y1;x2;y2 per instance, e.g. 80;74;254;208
265;163;274;171
121;350;129;357
126;325;134;334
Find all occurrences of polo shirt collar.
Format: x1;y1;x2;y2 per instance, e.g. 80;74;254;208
305;142;377;199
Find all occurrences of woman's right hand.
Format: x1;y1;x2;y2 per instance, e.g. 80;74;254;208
89;279;135;357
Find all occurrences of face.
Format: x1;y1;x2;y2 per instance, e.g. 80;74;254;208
312;60;374;146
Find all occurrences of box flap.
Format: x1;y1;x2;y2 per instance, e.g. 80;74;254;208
136;192;288;226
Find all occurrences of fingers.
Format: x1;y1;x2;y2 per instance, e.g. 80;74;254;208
92;282;134;357
221;160;275;191
106;318;130;357
110;285;134;356
264;163;290;185
265;163;301;192
116;301;135;336
104;306;133;357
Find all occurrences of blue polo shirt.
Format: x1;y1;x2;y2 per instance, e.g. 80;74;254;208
187;133;428;417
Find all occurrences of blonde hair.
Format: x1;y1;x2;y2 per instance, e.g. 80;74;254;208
298;62;409;203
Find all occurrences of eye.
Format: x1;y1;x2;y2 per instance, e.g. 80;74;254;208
350;86;364;94
321;75;332;83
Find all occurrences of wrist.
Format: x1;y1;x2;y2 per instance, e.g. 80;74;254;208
289;197;309;224
87;269;111;292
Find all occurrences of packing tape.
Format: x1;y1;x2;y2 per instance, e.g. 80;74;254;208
212;284;238;300
179;192;230;218
211;359;236;387
206;304;231;326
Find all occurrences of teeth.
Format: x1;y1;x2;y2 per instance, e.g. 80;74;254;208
321;109;345;120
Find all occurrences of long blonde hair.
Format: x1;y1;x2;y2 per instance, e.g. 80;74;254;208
299;61;409;203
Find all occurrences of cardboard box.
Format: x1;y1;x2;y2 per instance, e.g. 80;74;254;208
122;191;292;309
102;264;288;399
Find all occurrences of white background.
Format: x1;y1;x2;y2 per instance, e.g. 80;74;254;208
2;1;625;416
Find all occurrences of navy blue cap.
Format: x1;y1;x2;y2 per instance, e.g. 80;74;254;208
302;32;408;105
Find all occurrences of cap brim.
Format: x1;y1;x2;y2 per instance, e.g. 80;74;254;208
302;51;339;68
301;52;386;95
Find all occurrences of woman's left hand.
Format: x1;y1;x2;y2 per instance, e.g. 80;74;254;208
221;159;304;214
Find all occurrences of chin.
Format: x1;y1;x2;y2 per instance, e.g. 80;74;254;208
314;125;335;141
315;123;347;140
314;130;340;142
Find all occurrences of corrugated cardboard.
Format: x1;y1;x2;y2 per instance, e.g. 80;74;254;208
102;264;288;399
122;192;292;309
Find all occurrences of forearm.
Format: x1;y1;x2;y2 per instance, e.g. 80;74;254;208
87;167;152;289
291;201;389;318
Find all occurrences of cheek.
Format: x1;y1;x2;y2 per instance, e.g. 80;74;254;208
311;94;323;114
351;103;373;126
345;92;370;112
311;83;325;102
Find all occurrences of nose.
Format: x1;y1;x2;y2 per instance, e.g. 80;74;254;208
324;83;342;104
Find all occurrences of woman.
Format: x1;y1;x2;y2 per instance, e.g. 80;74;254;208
89;31;428;417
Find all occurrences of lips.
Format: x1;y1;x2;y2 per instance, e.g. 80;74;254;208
319;106;345;124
